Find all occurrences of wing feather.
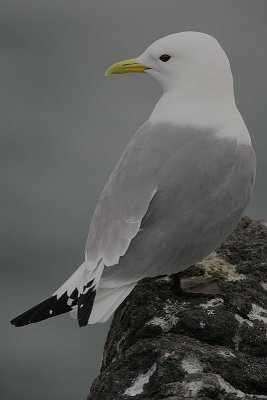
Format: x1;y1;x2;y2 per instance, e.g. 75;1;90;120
85;122;159;270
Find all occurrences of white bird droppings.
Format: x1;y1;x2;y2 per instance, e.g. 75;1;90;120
182;355;203;374
146;315;178;333
200;298;224;315
235;313;254;327
248;304;267;324
183;375;245;399
217;349;235;358
124;363;157;396
145;299;179;332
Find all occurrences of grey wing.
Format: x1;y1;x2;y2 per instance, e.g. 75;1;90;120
84;121;204;271
85;122;255;289
84;121;160;271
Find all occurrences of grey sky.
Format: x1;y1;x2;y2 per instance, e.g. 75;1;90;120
2;1;266;399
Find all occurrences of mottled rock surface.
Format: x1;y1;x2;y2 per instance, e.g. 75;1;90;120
88;218;267;400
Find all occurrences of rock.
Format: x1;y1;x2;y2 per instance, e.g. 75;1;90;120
88;218;267;400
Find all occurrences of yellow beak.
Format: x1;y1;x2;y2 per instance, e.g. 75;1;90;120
105;58;149;76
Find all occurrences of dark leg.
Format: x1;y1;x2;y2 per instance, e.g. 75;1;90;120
172;273;224;299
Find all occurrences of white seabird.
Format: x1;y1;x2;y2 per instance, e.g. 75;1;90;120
11;32;256;327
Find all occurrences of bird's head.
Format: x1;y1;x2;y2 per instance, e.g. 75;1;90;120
106;31;233;95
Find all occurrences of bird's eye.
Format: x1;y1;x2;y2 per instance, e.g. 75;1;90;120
159;54;171;62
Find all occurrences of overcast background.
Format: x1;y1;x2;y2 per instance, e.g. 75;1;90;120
1;1;266;399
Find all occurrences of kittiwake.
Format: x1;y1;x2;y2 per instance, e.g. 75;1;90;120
11;32;256;327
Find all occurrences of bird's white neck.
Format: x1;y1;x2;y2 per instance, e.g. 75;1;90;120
148;88;251;146
149;86;236;128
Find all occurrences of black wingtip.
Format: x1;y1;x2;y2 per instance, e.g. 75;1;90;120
10;296;57;327
78;285;96;327
10;282;96;328
10;291;78;327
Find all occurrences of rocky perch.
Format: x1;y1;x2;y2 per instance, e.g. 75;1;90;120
88;217;267;400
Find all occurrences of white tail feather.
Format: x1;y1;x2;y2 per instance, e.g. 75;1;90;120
54;260;136;325
53;262;87;298
70;283;136;324
89;283;136;323
53;260;104;299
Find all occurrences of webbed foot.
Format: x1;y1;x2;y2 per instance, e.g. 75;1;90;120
172;273;225;299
